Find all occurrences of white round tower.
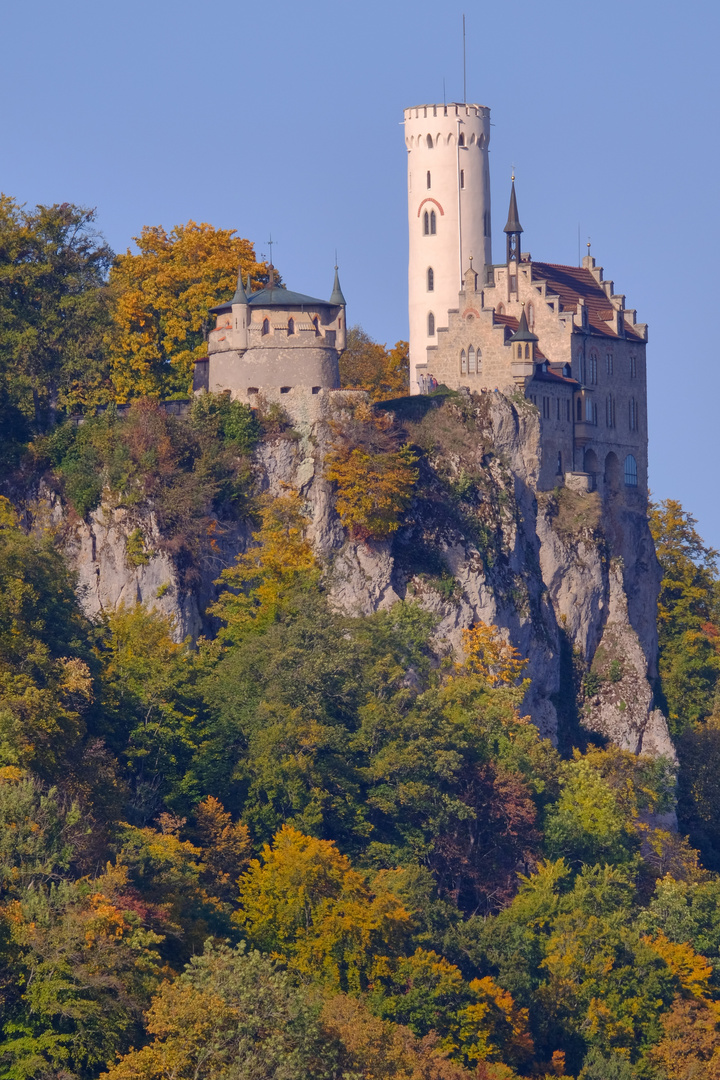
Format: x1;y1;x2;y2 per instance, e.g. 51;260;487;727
404;102;492;392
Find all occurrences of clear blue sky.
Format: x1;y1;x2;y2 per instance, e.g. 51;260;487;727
2;0;718;548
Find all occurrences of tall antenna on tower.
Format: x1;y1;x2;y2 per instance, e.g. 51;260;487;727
462;14;467;103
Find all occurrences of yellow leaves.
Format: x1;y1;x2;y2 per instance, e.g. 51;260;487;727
456;623;528;688
212;492;319;638
84;891;129;947
236;824;412;992
0;497;19;529
107;220;269;400
643;931;714;1000
327;443;419;540
459;976;534;1065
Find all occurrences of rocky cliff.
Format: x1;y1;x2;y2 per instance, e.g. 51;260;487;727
33;388;673;758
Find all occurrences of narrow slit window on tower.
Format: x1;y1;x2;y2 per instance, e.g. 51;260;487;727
468;346;476;373
630;355;637;378
427;267;434;291
426;170;431;189
430;210;437;235
460;169;465;189
427;312;435;336
461;349;467;374
423;211;429;235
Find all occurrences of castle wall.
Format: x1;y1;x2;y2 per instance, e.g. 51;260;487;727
207;345;339;402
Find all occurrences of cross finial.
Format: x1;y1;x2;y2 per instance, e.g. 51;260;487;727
266;233;275;264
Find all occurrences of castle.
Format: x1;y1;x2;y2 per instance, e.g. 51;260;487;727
405;102;648;498
193;266;346;402
195;99;648;504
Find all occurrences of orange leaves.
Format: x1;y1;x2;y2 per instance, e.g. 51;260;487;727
108;220;269;400
643;930;714;1000
459;976;534;1066
457;623;528;688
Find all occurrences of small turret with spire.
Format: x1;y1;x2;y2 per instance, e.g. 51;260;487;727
329;265;347;349
504;173;523;267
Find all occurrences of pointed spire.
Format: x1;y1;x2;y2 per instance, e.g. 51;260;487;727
507;306;538;344
329;265;346;305
504;178;523;235
246;272;253;295
227;266;248;305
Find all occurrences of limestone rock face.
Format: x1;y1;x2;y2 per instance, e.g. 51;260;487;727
43;388;670;758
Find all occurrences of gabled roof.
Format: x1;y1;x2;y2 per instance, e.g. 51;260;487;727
529;262;643;341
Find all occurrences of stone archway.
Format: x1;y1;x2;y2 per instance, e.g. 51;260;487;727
583;449;599;491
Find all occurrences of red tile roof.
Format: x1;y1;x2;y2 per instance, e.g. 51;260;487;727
529;262;643;341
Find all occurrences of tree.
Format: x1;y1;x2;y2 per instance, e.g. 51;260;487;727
649;498;720;729
103;941;340;1080
340;325;410;400
108;221;271;400
236;825;412;992
0;195;114;426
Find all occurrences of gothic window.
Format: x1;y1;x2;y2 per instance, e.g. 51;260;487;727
458;132;465;146
427;170;431;189
426;134;433;148
517;344;522;359
624;454;638;487
606;352;613;375
460;169;465;189
427;312;435;336
423;211;430;235
606;394;616;428
630;355;637;378
287;318;294;335
430;210;437;234
461;349;467;374
524;343;530;358
262;318;270;335
629;397;638;430
427;267;434;291
468;346;476;373
589;351;598;384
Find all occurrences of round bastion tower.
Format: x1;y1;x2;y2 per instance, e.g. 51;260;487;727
404;102;491;393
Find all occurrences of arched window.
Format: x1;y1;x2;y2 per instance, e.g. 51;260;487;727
426;134;433;148
262;318;270;336
496;302;504;315
426;171;431;189
427;312;435;336
461;349;467;374
430;210;437;235
287;317;294;336
468;346;476;373
423;211;430;235
458;132;465;146
624;454;638;487
524;343;530;358
517;344;522;359
427;267;434;291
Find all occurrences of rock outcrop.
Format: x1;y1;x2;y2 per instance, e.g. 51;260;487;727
34;387;670;757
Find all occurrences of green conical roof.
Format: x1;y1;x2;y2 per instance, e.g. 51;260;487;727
503;180;523;235
330;266;346;305
507;307;538;344
210;267;247;312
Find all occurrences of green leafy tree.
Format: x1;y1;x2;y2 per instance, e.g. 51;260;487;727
0;195;114;427
649;498;720;729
